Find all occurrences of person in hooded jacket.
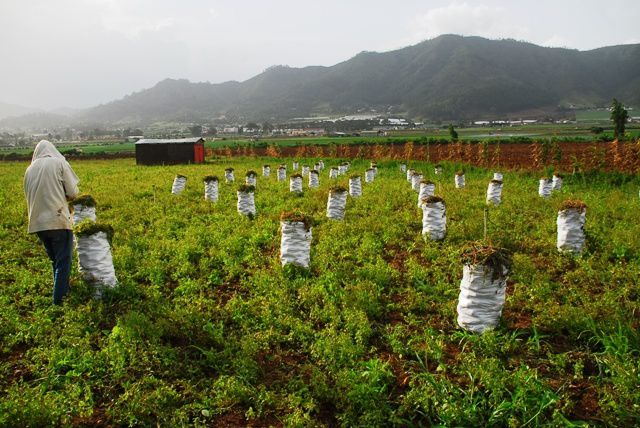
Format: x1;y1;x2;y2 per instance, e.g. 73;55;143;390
24;140;80;305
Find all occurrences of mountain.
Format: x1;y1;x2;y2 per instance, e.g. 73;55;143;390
9;35;640;127
0;102;41;120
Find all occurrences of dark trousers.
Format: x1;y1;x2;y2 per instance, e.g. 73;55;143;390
37;229;73;305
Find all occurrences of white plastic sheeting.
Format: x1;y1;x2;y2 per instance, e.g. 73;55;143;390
486;181;503;205
329;168;339;179
457;264;508;333
204;179;219;202
455;174;465;189
552;175;563;191
290;176;303;193
277;167;286;182
493;172;503;181
411;173;423;192
262;166;270;177
76;231;117;298
73;205;96;224
225;170;234;183
400;164;407;173
301;166;309;177
245;174;257;186
349;176;362;197
417;182;435;207
171;176;187;195
538;179;552;198
237;191;256;216
309;171;320;188
365;169;375;183
326;190;347;220
557;208;586;254
280;221;312;268
421;200;446;241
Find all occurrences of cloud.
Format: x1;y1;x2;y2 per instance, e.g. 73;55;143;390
404;2;530;45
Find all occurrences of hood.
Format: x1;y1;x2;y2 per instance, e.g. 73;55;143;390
31;139;80;187
32;140;65;162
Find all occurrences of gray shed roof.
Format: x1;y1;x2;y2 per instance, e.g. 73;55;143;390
135;137;204;145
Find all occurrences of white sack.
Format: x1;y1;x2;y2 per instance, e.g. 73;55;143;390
435;166;443;175
493;172;503;181
417;182;435;207
365;169;375;183
76;231;117;298
406;169;415;182
318;160;325;170
204;180;219;202
277;167;286;182
455;174;465;189
557;208;586;254
171;176;187;195
262;166;270;177
301;166;309;177
457;264;508;333
329;168;338;179
245;175;257;186
421;201;446;241
225;170;235;183
326;191;347;220
338;164;347;175
73;205;96;224
349;176;362;197
309;171;320;188
538;179;552;198
290;176;303;193
280;221;312;268
411;173;423;192
486;181;503;205
292;161;299;171
237;191;256;216
400;164;407;173
552;175;562;191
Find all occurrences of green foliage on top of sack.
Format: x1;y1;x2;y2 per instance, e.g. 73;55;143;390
1;157;640;426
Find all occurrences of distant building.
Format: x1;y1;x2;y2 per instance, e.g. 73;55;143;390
135;138;205;166
127;135;144;142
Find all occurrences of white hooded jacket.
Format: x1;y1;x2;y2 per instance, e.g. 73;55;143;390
24;140;80;233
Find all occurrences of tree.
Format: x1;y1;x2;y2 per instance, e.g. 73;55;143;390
448;124;458;141
610;98;629;140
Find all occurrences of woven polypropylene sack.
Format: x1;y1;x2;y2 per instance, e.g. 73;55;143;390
73;205;96;224
421;201;446;241
365;169;375;183
486;182;503;205
280;221;312;268
225;170;235;183
204;180;219;202
76;231;117;298
277;168;286;182
400;164;407;173
406;169;415;182
262;166;270;177
309;171;320;188
246;175;257;186
552;175;563;191
171;176;187;195
301;166;309;177
290;177;303;193
493;172;503;181
292;161;299;171
326;191;347;220
329;168;338;179
237;191;256;216
557;208;586;254
411;174;423;192
417;182;435;207
457;264;508;333
455;174;465;189
349;177;362;197
538;179;552;198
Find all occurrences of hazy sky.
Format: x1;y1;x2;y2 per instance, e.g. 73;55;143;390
1;0;639;109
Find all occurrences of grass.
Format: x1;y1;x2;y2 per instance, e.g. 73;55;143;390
1;157;639;426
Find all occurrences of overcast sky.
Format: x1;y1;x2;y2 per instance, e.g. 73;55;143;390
1;0;639;110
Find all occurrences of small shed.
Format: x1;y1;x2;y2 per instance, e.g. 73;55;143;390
135;138;205;165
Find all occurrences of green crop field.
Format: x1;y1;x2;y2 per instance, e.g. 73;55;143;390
1;158;639;426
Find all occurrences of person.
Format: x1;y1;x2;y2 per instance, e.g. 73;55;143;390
24;140;80;305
